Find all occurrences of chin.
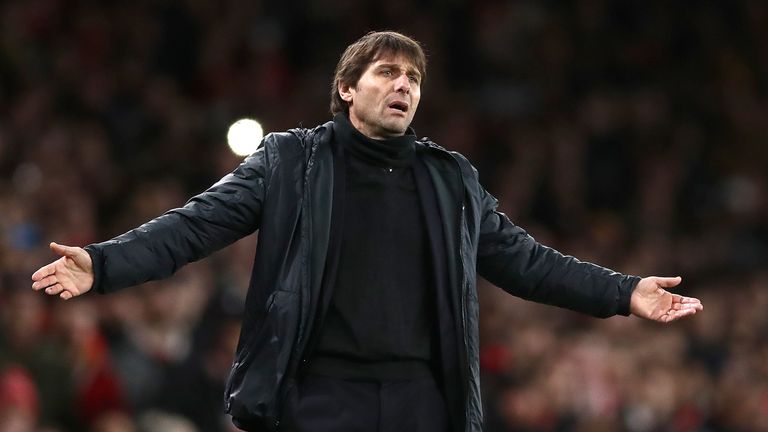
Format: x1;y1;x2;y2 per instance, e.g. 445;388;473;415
385;121;409;134
383;128;407;138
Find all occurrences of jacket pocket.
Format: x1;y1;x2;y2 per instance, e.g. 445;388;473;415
224;290;300;422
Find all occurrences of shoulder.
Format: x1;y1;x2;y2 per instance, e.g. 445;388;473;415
257;121;333;149
286;121;334;149
417;137;479;181
257;121;334;161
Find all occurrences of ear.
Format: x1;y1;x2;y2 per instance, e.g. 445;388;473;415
338;82;355;103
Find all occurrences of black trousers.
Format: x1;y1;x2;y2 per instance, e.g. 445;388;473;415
281;375;450;432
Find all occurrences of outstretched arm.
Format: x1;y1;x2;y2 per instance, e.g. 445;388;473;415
630;276;703;323
37;141;271;295
31;242;94;300
474;183;704;319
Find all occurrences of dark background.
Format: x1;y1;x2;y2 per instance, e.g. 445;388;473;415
2;1;767;431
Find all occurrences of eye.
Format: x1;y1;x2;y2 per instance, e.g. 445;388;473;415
381;69;392;77
408;74;420;84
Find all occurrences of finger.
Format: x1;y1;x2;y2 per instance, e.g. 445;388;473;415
680;296;702;304
32;275;58;291
45;283;65;296
680;299;703;310
31;263;57;282
655;276;682;289
60;291;73;300
672;302;703;311
662;307;700;322
49;242;81;258
672;295;703;309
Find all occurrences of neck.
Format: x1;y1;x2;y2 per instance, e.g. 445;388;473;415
348;113;402;140
333;113;416;168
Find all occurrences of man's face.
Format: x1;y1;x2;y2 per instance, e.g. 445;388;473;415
339;53;422;140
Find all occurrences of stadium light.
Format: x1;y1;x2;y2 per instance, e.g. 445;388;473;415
227;118;264;156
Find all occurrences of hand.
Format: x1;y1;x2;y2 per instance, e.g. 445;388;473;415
630;276;703;323
31;242;94;300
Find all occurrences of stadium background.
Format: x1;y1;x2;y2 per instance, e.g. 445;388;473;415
2;1;768;431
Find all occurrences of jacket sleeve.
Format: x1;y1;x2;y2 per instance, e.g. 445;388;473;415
85;143;270;294
475;188;639;317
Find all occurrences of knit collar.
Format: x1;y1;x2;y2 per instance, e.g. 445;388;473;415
333;113;416;168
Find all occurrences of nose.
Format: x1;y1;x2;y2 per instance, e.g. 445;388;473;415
394;73;410;94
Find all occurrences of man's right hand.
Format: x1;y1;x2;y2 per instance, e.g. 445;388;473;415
31;242;94;300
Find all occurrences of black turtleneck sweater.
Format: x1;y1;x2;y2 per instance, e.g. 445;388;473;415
309;114;435;380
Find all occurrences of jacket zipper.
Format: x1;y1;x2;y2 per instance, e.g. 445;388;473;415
272;133;320;430
427;143;472;432
457;196;471;432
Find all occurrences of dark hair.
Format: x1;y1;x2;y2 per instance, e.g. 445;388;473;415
330;31;427;115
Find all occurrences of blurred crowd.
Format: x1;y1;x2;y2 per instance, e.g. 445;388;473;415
1;0;767;431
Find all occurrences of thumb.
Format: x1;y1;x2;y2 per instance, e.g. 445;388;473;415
50;242;81;258
654;276;682;289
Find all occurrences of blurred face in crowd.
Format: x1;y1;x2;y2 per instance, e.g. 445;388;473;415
339;53;421;140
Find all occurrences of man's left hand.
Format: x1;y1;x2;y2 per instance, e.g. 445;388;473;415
630;276;703;323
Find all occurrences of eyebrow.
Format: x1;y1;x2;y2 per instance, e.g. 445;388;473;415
375;63;422;79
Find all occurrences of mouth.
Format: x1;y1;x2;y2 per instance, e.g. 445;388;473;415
387;100;409;113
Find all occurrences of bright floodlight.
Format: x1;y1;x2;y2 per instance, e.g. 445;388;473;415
227;118;264;156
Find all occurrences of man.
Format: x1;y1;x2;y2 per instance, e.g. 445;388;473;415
32;31;703;432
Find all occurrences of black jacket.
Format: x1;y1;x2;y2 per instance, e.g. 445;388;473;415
85;121;639;432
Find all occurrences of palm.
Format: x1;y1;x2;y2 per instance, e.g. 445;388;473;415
630;276;703;323
31;242;94;300
56;254;93;293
